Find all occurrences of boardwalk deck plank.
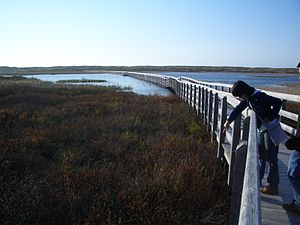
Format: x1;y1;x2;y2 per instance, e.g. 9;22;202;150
261;144;300;225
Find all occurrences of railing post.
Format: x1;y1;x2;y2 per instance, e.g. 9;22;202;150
193;84;197;111
182;83;186;101
239;111;261;225
228;114;242;186
203;89;208;124
217;97;227;159
197;86;201;115
189;84;193;107
229;141;248;225
183;83;186;100
242;117;250;141
201;87;205;119
282;99;287;111
181;82;184;99
211;93;219;142
207;90;213;132
179;81;181;96
185;83;189;103
297;112;300;135
228;116;250;225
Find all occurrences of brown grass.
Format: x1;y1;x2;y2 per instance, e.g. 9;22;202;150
0;77;230;225
259;83;300;95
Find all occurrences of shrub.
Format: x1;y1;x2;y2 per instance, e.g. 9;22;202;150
0;77;230;225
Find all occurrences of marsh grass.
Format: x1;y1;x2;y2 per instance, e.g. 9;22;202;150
57;79;107;83
0;77;230;225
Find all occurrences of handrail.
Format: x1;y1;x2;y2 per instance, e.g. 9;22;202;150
179;76;300;103
126;71;299;225
238;110;262;225
130;72;300;135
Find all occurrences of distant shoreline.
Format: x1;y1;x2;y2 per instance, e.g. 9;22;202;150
259;83;300;95
0;65;298;75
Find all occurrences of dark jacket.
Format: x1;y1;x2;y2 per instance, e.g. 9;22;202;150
227;90;282;128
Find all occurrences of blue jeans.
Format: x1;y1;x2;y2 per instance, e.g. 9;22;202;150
288;150;300;207
259;131;279;188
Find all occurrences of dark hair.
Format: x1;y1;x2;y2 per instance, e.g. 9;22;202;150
285;136;300;151
231;80;255;97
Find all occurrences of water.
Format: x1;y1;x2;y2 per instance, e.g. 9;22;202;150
24;72;299;96
24;73;172;96
159;72;300;87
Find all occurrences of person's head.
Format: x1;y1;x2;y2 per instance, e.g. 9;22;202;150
231;80;255;100
285;136;300;152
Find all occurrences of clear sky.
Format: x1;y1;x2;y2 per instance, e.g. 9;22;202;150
0;0;299;68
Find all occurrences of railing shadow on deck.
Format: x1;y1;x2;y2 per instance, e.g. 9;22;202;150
125;71;300;225
277;156;296;224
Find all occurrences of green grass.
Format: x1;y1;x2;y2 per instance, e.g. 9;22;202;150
0;77;230;225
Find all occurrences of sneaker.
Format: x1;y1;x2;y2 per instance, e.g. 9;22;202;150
260;186;278;195
282;202;300;215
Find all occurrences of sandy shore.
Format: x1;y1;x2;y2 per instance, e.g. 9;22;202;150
259;83;300;95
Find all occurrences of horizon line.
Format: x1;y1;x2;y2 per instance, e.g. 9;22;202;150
0;65;298;69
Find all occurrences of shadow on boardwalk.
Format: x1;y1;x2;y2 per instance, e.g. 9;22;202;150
261;145;300;225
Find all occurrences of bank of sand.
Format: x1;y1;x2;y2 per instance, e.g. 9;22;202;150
259;83;300;113
259;83;300;95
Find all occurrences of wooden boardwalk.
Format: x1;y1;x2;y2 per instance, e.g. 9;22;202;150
125;72;300;225
261;144;300;225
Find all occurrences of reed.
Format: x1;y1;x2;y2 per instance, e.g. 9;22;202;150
0;77;230;225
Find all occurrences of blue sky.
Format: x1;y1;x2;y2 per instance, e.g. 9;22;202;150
0;0;299;68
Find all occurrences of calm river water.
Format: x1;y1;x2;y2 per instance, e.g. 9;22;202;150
24;72;299;96
24;73;172;96
159;72;299;87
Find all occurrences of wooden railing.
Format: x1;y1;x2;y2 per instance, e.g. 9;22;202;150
126;72;300;225
179;76;300;136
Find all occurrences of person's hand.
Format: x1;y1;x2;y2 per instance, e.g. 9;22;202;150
223;121;230;133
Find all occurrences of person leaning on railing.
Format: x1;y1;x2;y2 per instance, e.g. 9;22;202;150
283;135;300;215
223;80;282;195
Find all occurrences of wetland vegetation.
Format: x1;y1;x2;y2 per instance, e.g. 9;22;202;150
0;77;230;225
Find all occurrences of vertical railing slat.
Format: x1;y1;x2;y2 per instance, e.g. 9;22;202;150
201;87;205;120
239;111;261;225
211;93;219;142
197;86;201;115
204;89;208;125
189;84;193;107
228;114;242;186
297;112;300;135
193;84;197;111
207;90;213;131
217;97;227;159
